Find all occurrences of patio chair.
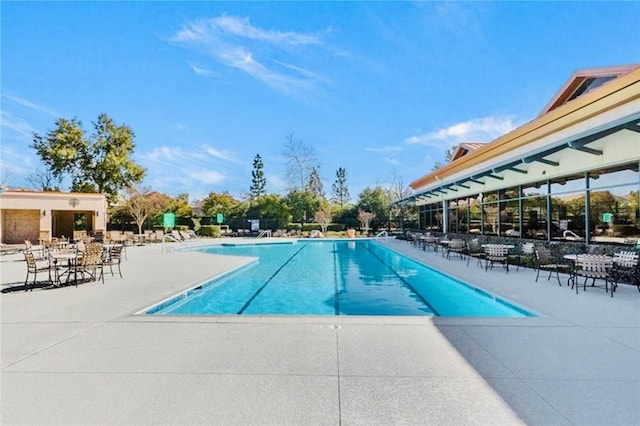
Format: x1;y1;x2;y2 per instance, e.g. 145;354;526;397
465;239;485;268
23;251;52;291
102;244;124;279
485;244;509;273
611;251;639;293
571;254;615;297
534;246;571;286
24;239;46;260
74;243;104;285
421;235;439;252
513;242;536;271
445;239;466;260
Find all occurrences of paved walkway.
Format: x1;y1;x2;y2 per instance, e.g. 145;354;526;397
1;238;638;425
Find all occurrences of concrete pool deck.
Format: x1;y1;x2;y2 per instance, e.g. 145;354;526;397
1;238;638;425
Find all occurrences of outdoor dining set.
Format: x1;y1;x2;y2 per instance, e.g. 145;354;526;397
407;232;640;298
22;237;124;291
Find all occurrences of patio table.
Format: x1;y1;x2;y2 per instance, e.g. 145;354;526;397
50;251;80;286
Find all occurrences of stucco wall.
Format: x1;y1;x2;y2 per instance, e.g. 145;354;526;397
2;209;39;244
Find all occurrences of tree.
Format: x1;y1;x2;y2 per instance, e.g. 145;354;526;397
283;134;317;190
357;210;375;234
357;186;390;231
249;154;266;198
246;194;290;229
431;146;455;171
285;189;321;223
314;201;333;234
26;169;61;191
306;166;324;197
387;175;415;231
331;167;349;207
125;187;171;234
32;114;145;203
168;193;193;217
201;191;241;218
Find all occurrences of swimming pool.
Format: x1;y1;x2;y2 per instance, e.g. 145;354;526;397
146;240;533;317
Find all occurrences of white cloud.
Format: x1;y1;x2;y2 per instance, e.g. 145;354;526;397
188;62;215;77
0;110;36;138
171;15;330;97
365;145;403;153
1;92;58;117
204;146;239;163
405;116;518;147
188;170;227;185
212;15;322;46
384;157;400;166
266;174;287;194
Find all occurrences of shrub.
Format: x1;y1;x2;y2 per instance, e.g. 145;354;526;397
287;223;302;231
199;225;221;238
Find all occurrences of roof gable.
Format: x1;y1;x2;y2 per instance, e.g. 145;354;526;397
539;64;640;116
450;142;486;162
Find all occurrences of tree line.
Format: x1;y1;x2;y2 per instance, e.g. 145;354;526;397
29;114;418;234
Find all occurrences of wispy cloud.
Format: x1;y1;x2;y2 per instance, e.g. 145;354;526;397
0;110;36;138
405;116;518;147
170;15;331;97
204;146;240;163
188;62;215;77
188;170;226;185
365;145;403;153
1;92;59;117
212;15;322;46
138;145;239;191
384;157;400;166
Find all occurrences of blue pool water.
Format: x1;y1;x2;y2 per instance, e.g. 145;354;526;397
147;240;533;317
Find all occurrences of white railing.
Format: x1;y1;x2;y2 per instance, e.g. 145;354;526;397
375;230;389;238
256;230;272;238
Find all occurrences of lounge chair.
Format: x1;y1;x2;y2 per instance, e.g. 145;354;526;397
0;243;19;255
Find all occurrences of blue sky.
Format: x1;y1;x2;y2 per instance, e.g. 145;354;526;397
2;1;639;202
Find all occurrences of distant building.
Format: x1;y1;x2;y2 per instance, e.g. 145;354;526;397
0;189;107;244
399;64;640;244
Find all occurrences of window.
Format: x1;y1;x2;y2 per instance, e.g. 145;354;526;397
522;196;548;240
590;185;639;243
550;173;585;194
550;191;585;240
589;163;639;189
500;199;520;237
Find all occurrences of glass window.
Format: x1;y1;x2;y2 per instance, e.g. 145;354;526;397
550;191;585;240
590;185;639;243
500;187;521;200
482;191;498;203
483;202;499;235
589;163;639;189
500;199;520;237
550;173;585;194
522;196;548;240
469;195;482;234
523;181;548;196
456;205;469;233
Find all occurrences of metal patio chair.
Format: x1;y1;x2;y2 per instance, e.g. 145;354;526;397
534;246;571;286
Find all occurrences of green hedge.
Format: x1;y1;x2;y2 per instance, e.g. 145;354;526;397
199;225;221;238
